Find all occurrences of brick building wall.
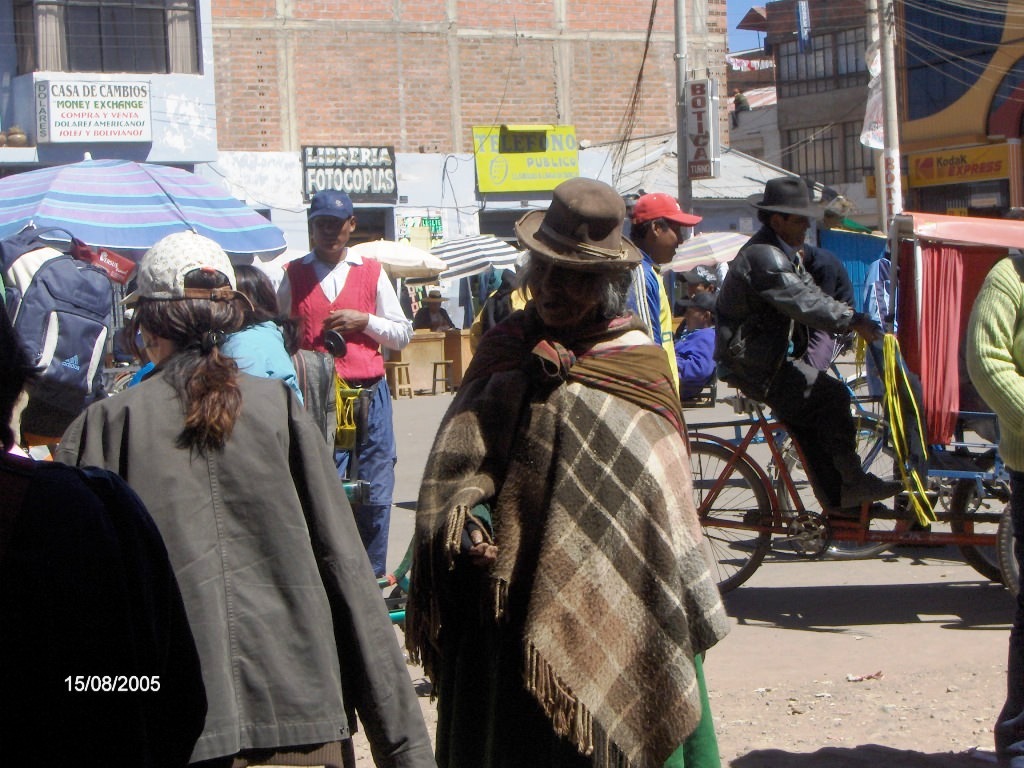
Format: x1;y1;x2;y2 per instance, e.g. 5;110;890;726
211;0;727;154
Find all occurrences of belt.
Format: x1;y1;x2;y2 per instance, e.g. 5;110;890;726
345;376;383;388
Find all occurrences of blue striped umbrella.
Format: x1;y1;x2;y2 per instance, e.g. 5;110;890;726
0;159;286;260
430;234;521;280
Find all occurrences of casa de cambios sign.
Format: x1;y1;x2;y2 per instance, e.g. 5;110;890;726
908;144;1010;188
302;146;397;204
684;79;720;180
36;80;152;144
472;125;579;193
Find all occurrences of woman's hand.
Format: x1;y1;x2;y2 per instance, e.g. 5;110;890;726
466;525;498;566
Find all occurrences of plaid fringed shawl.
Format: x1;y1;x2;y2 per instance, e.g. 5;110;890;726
407;309;730;768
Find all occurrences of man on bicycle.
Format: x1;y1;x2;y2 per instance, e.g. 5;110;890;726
714;177;902;512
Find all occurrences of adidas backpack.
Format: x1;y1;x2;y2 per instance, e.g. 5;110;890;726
2;227;119;440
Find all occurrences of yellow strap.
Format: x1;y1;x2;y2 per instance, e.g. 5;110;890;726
335;377;358;450
881;334;936;525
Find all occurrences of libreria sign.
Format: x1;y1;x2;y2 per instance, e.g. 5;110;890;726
302;145;398;204
36;81;152;144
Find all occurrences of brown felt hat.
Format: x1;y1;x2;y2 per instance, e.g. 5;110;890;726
514;178;641;271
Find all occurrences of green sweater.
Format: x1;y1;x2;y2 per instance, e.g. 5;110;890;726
966;257;1024;471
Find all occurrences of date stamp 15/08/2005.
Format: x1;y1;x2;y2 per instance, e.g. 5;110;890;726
65;675;161;693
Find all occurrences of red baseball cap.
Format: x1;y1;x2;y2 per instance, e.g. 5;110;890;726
632;193;702;226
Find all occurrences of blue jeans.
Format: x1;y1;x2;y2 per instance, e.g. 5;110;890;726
335;379;396;578
997;470;1024;766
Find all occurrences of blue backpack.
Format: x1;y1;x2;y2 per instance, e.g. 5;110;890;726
2;227;118;439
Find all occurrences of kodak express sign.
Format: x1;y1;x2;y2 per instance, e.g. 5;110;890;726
908;144;1009;188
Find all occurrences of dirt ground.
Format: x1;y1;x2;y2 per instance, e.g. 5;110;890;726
348;395;1014;767
352;547;1013;767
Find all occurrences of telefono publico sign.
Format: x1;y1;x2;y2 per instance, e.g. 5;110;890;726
472;125;579;193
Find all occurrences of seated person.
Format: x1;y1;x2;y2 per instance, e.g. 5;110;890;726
412;289;455;331
799;244;855;371
681;264;718;298
675;292;717;400
716;177;902;513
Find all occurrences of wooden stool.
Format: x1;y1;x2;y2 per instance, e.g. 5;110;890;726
431;360;454;394
384;362;413;399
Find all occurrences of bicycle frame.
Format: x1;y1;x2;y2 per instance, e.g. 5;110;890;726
689;405;1000;550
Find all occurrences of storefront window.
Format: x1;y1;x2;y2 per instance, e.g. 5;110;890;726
13;0;199;75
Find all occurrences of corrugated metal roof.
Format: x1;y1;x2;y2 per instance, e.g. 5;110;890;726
613;134;795;201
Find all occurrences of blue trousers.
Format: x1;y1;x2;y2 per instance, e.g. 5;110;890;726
997;470;1024;766
335;379;396;578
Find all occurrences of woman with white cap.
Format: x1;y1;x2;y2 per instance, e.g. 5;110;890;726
407;178;729;768
56;231;433;768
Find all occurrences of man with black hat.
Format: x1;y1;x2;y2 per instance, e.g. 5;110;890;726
715;176;900;512
278;189;413;578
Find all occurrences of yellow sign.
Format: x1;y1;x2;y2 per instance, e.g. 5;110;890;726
472;125;579;193
908;144;1009;188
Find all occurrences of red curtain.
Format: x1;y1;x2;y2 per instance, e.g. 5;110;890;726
898;242;1003;445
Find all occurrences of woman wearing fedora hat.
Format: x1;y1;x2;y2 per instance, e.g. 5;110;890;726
407;178;729;768
716;177;900;512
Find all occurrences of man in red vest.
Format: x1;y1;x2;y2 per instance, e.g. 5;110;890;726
278;190;412;577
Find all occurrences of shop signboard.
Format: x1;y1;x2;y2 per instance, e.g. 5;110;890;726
684;79;720;180
908;144;1009;188
302;145;398;203
472;125;578;193
35;80;152;143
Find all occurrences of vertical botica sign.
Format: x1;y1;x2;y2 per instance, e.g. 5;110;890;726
684;79;721;180
302;146;398;203
472;125;579;193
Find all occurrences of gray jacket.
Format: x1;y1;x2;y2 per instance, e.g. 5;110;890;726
57;371;433;767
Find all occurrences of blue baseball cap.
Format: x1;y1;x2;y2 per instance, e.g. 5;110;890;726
308;189;354;221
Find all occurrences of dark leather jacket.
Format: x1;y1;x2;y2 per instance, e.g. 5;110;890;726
715;227;857;398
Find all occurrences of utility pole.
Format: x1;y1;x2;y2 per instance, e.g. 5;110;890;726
865;0;887;231
676;0;691;212
878;0;904;226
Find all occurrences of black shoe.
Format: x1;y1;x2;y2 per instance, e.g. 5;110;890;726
840;474;904;508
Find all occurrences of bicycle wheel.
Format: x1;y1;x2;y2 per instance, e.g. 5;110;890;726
690;439;772;593
949;478;1004;583
846;373;885;419
998;506;1018;597
776;412;899;560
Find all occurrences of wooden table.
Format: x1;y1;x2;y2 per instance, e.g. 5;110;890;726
387;330;446;393
444;329;473;388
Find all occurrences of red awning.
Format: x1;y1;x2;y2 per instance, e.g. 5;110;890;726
893;211;1024;250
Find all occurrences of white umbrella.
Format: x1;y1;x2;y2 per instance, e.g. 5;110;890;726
666;232;749;273
348;239;447;279
431;234;521;279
